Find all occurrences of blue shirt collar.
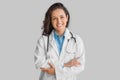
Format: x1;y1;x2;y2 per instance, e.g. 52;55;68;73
54;29;66;38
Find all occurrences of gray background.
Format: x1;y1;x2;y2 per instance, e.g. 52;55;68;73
0;0;120;80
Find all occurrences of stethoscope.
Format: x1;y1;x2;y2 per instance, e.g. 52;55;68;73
68;32;76;43
47;32;77;52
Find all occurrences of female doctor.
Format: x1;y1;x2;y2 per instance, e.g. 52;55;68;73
34;2;85;80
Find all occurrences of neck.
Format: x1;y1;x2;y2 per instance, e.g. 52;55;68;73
56;29;66;37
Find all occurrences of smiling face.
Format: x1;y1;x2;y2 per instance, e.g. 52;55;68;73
51;9;68;36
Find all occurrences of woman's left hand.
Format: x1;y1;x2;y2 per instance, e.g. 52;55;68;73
64;58;81;67
40;63;55;75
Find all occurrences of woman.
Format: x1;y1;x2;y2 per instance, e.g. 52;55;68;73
34;2;85;80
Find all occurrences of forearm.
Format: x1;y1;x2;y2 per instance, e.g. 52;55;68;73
55;61;84;77
54;53;85;79
62;64;84;75
64;58;80;67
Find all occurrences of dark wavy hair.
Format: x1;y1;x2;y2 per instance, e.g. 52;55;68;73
42;2;70;36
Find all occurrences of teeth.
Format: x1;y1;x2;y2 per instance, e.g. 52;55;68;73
58;26;61;27
57;25;62;27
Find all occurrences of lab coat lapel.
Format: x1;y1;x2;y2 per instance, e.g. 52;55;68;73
59;28;71;60
49;31;59;57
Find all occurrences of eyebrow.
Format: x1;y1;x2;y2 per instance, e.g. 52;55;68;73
52;15;65;18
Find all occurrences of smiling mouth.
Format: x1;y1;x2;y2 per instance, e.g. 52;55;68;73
57;25;62;27
57;24;63;27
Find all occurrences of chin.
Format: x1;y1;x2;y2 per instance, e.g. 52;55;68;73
57;27;63;29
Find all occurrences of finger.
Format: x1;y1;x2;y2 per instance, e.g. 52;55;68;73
41;69;48;72
71;59;77;63
72;58;78;62
75;60;80;64
75;62;81;65
41;69;47;72
40;68;48;70
72;60;80;64
40;68;49;71
48;62;54;68
74;64;80;66
40;68;47;70
40;68;49;72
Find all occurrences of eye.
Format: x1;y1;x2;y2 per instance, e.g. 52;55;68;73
60;16;64;19
52;17;57;21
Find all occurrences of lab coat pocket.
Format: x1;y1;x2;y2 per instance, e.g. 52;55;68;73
65;48;76;62
65;41;77;62
66;41;77;54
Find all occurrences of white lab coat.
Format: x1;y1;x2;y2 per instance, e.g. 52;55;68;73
34;28;85;80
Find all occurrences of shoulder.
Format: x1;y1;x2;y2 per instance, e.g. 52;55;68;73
71;33;85;48
67;28;84;43
37;35;47;45
73;33;83;42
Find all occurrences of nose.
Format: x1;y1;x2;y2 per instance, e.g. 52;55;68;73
57;18;61;24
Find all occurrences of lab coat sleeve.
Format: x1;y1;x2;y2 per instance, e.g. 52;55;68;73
34;36;50;69
55;36;85;79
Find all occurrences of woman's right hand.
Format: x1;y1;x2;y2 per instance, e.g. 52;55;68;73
64;58;80;67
